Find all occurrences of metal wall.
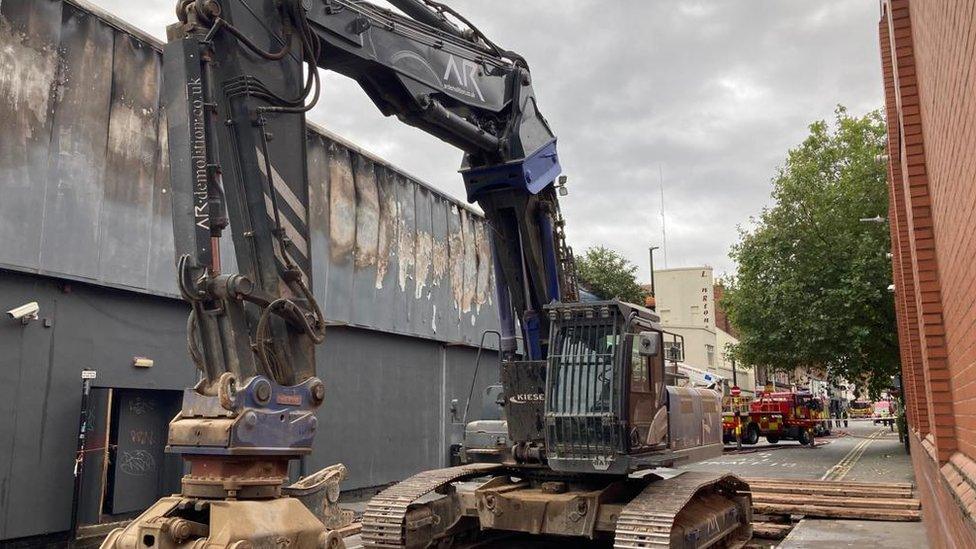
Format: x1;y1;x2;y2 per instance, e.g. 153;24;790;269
0;0;498;347
0;0;505;540
0;268;501;541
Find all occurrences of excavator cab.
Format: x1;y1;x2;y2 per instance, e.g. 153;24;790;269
543;300;673;474
484;300;722;475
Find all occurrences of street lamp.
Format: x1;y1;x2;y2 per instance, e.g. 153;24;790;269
859;215;887;223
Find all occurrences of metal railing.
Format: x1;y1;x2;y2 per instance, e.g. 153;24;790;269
545;318;622;461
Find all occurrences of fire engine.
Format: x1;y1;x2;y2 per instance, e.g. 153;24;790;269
812;395;833;437
722;386;760;445
749;390;821;446
849;399;875;419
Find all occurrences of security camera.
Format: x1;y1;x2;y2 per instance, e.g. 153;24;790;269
7;302;39;324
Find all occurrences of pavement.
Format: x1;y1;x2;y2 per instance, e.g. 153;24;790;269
342;420;927;548
778;519;925;548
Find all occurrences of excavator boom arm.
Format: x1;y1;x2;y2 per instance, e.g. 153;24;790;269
162;0;575;461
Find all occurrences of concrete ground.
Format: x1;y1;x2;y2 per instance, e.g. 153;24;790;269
342;420;926;548
684;419;915;484
778;519;925;548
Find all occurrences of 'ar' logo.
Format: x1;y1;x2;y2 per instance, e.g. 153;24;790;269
443;55;485;102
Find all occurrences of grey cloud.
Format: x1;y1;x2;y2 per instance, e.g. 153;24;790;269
87;0;884;281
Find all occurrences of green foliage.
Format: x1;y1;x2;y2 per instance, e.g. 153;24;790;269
576;246;647;304
722;107;898;398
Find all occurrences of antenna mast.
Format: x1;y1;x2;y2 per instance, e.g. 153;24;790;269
659;164;669;268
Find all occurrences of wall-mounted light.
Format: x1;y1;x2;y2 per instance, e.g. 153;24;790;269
133;357;154;368
859;215;887;224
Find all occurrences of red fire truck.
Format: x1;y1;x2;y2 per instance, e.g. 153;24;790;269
749;390;821;446
722;387;760;445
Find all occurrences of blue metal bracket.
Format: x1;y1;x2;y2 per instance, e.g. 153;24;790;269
462;139;561;202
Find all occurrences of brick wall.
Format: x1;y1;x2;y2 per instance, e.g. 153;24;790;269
713;284;738;338
880;1;976;545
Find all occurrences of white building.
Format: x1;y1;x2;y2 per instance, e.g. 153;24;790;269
653;266;756;396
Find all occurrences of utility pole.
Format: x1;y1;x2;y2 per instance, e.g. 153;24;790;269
648;245;659;310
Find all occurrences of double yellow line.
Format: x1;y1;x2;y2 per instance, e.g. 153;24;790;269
820;428;887;481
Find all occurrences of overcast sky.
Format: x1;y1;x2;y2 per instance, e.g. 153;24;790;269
89;0;884;282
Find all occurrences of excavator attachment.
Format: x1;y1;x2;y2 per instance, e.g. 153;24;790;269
101;465;352;548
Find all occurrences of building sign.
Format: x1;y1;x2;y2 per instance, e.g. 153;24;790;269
701;270;711;327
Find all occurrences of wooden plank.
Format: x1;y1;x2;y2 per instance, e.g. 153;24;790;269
750;493;921;510
752;503;921;521
746;483;913;499
751;521;793;540
744;477;914;490
338;522;362;538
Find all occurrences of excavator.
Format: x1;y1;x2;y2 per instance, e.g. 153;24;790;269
103;1;751;547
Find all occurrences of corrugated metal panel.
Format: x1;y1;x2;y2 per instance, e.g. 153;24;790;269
0;0;498;345
39;5;115;281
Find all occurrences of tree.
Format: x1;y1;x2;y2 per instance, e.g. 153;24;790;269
576;246;646;303
722;107;898;398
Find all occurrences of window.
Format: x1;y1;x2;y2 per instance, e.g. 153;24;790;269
664;341;684;362
705;344;715;366
548;322;619;414
631;341;650;392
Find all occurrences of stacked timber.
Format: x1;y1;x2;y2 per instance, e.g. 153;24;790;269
743;477;921;522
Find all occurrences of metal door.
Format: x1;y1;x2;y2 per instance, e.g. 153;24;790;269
107;389;181;514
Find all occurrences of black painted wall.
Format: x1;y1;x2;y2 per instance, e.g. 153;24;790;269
0;269;499;541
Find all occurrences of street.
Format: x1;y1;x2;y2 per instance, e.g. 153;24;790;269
684;420;915;484
343;421;922;548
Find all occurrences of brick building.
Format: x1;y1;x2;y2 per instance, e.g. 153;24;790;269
880;1;976;545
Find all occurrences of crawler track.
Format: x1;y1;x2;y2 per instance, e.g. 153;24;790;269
361;463;503;548
614;471;751;548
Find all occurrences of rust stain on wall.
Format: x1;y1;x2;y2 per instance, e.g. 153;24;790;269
448;206;464;314
353;156;379;269
328;144;356;262
306;134;330;236
474;222;493;311
0;0;500;348
431;239;449;284
375;169;396;289
461;210;477;314
105;100;156;171
104;52;157;171
396;177;415;292
415;229;433;299
413;187;433;300
0;20;59;140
